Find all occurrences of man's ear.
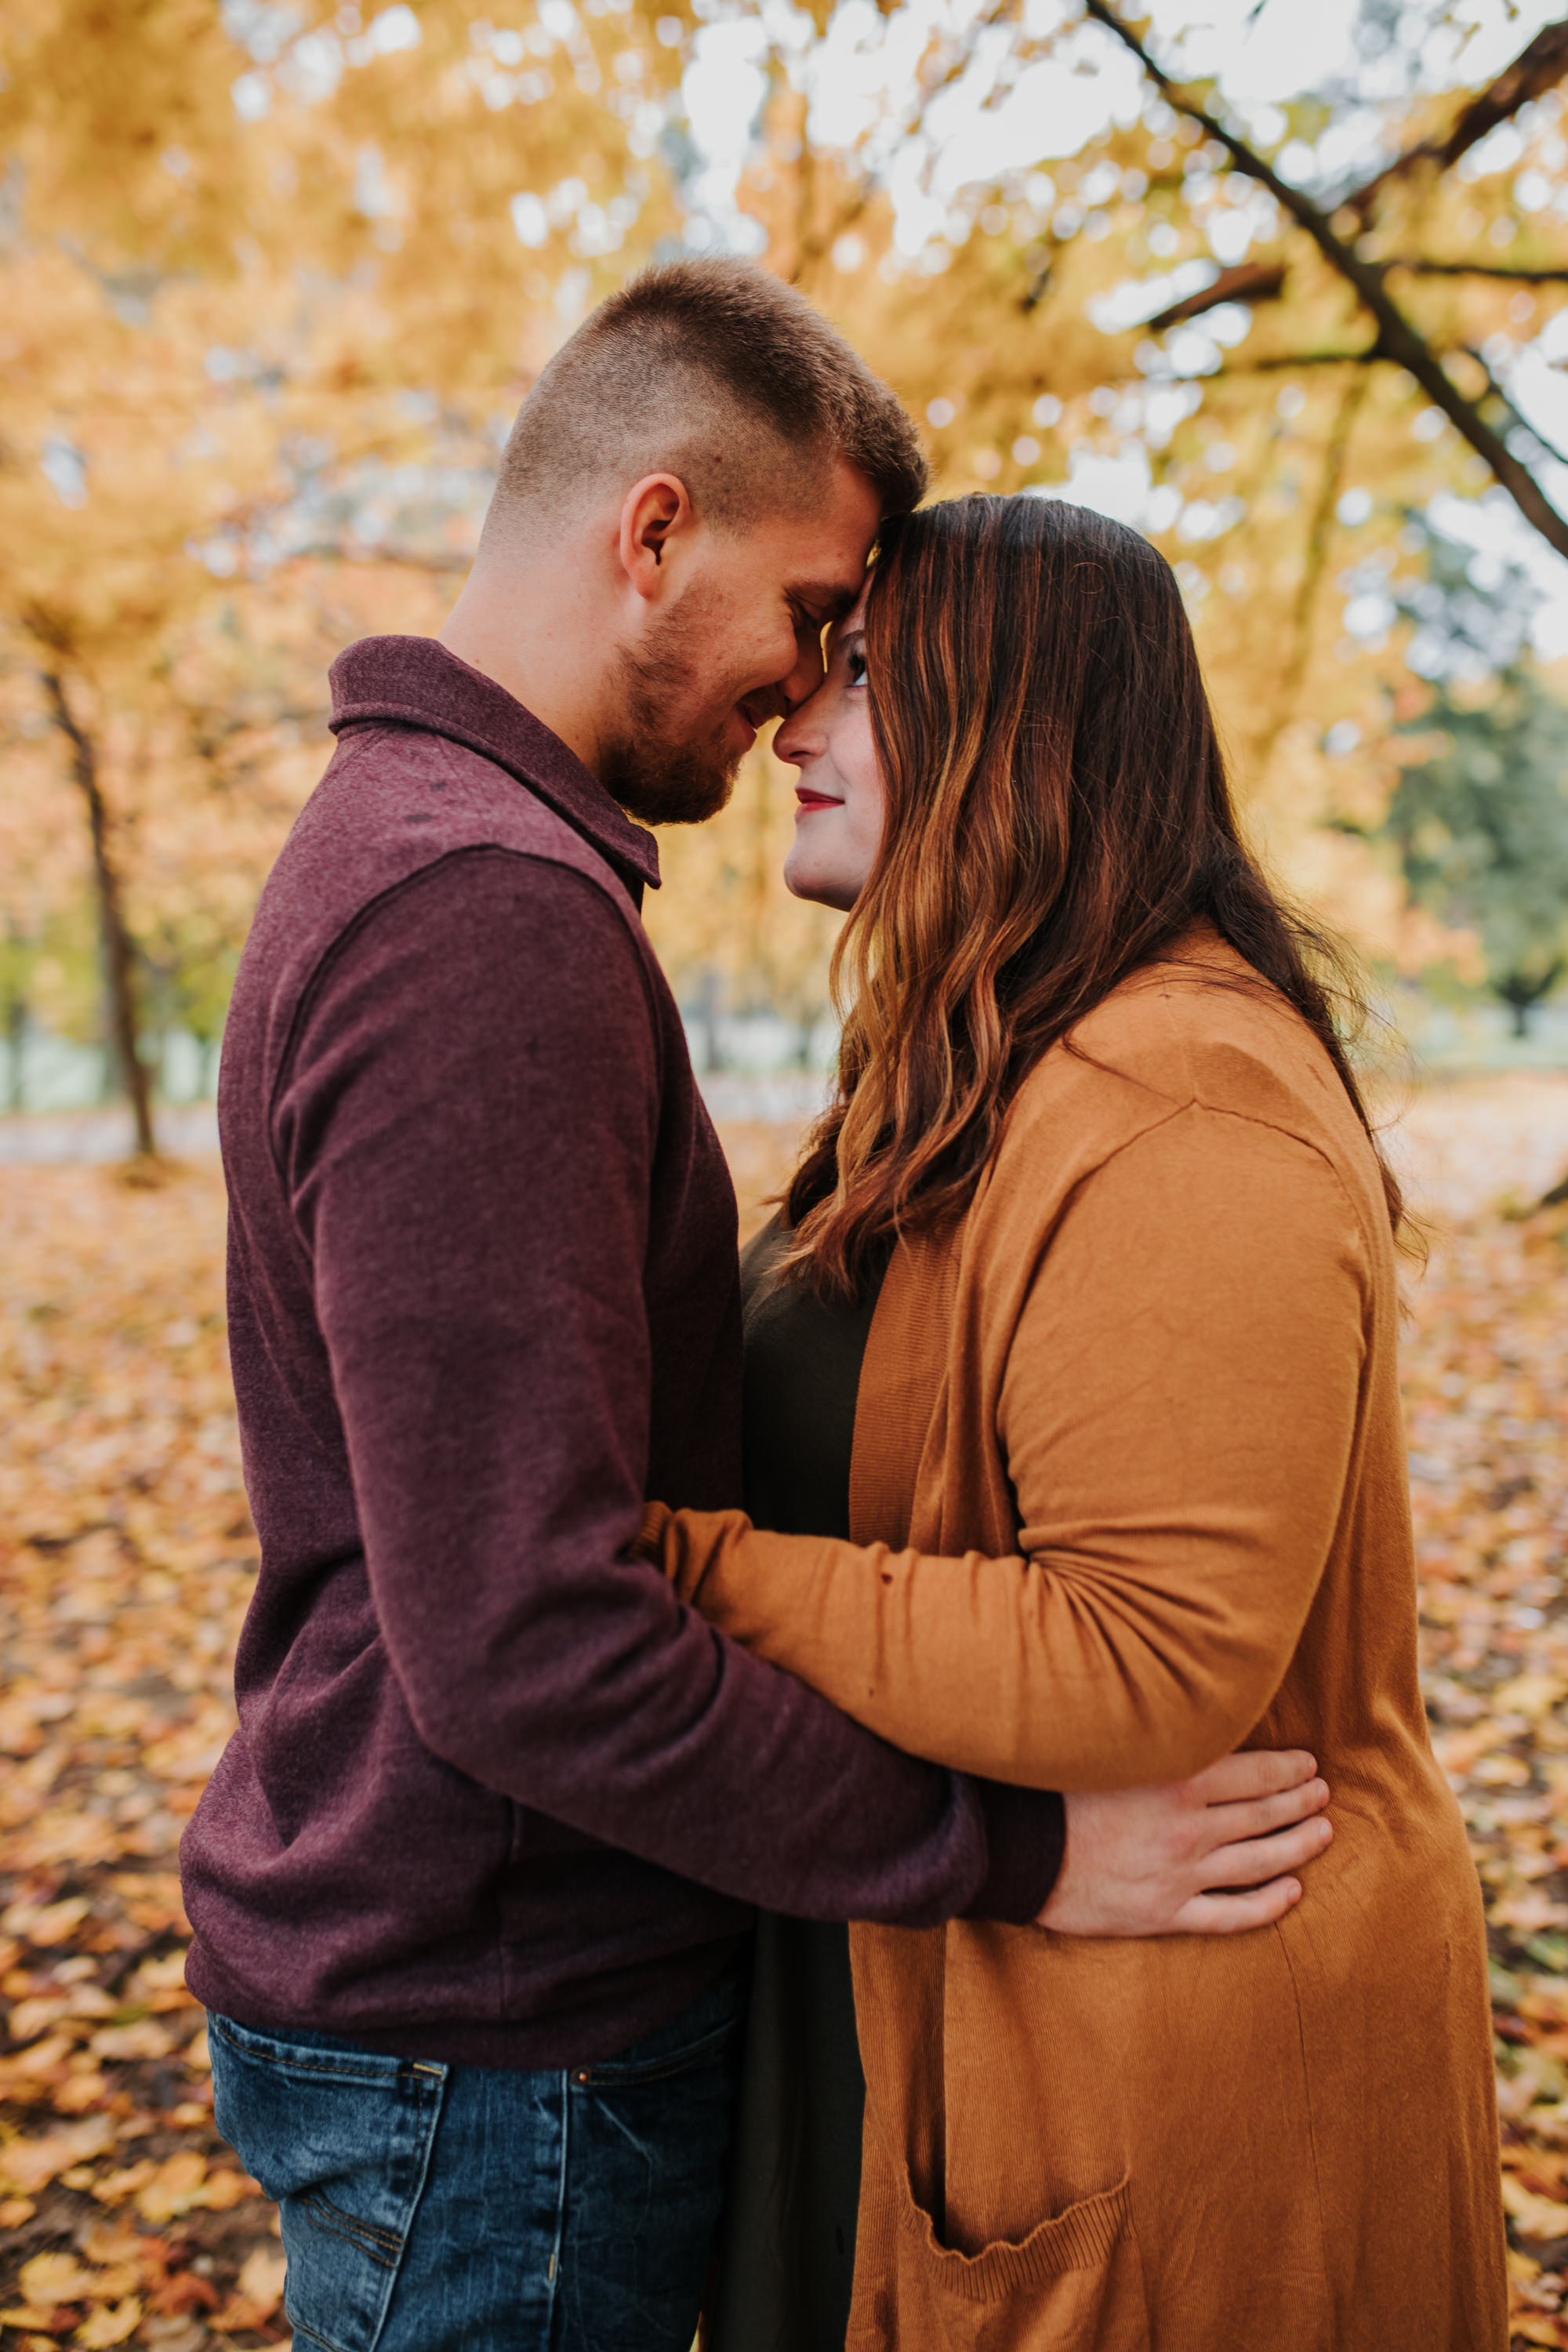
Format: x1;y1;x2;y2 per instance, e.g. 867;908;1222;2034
619;474;692;601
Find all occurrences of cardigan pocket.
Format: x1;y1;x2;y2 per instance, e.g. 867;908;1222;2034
893;2166;1149;2349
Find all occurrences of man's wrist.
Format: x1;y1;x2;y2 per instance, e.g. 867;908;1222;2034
962;1780;1065;1923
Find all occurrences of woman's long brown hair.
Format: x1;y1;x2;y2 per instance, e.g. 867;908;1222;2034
785;493;1403;1297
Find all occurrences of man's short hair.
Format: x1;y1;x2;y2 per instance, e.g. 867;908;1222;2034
487;259;927;539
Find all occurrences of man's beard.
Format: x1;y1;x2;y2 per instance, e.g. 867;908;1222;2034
602;589;746;827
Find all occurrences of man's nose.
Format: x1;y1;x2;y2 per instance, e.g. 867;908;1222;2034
778;631;828;716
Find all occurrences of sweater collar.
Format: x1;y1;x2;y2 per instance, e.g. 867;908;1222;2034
328;635;662;895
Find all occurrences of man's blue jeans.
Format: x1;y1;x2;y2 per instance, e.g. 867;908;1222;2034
209;1965;745;2352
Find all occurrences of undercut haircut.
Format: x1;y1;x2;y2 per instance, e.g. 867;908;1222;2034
486;259;927;541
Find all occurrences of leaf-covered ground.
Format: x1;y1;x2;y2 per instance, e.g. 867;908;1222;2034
1;1079;1566;2348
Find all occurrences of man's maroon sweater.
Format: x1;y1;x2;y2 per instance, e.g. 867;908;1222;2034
180;637;1062;2068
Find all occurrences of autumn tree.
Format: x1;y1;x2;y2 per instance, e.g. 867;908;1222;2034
722;0;1568;963
10;0;1568;1137
0;0;693;1149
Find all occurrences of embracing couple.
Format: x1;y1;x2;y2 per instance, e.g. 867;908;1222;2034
182;260;1505;2350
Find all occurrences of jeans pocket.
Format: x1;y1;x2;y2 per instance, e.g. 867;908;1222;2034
209;2013;447;2352
572;1962;747;2089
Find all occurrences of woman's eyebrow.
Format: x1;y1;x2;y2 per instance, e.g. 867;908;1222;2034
833;626;866;659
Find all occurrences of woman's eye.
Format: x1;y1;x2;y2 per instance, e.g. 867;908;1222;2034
846;650;868;688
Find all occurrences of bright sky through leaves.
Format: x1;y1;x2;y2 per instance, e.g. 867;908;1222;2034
670;0;1568;646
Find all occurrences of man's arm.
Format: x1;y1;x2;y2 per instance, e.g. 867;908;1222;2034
275;845;1051;1927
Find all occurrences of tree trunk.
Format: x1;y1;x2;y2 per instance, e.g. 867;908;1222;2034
38;668;157;1159
4;993;24;1115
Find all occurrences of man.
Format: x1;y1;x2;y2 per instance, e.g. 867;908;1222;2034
183;260;1330;2351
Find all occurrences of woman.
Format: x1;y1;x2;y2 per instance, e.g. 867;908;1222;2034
643;497;1505;2350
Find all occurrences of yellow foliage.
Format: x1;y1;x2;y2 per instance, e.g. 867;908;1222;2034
3;2;1565;1059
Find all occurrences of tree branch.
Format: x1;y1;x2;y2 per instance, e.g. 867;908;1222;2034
1461;341;1568;471
1394;259;1568;285
1214;347;1386;376
1346;16;1568;218
1152;256;1568;335
1145;260;1284;330
1080;0;1568;563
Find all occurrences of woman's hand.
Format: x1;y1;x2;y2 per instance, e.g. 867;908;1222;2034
1036;1748;1332;1936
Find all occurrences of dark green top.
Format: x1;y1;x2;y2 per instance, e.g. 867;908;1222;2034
740;1219;887;1543
708;1218;890;2352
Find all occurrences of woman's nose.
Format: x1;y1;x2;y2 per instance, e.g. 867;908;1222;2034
775;679;829;768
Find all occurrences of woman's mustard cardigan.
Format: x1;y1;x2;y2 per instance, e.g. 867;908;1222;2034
642;934;1506;2352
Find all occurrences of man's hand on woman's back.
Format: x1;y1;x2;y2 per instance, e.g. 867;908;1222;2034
1036;1749;1332;1936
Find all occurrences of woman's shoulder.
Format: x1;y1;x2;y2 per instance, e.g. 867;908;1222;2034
1000;925;1373;1191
